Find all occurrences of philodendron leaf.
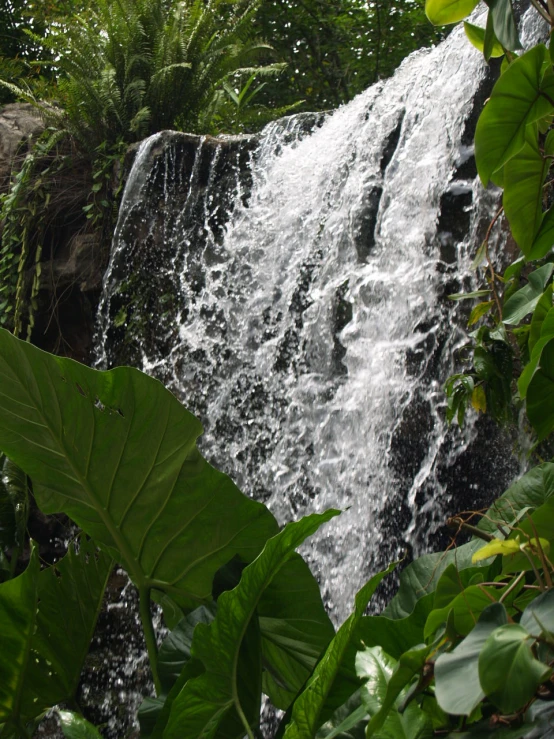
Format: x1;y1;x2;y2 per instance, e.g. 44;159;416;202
163;510;339;739
503;133;550;256
356;647;432;739
475;45;554;186
0;540;112;728
479;623;551;712
0;328;279;610
434;602;507;716
58;711;103;738
281;561;397;738
425;0;479;25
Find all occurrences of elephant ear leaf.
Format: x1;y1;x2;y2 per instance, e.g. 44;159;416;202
0;328;279;610
163;511;339;739
0;539;112;729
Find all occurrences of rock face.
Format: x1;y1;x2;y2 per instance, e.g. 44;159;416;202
0;103;44;194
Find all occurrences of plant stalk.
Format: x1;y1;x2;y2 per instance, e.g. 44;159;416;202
138;587;161;695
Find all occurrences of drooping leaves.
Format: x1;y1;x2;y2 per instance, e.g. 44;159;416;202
0;328;279;610
163;511;338;739
280;562;396;738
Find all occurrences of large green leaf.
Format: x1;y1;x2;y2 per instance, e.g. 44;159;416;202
485;0;521;52
281;562;396;739
529;285;554;352
157;604;217;695
258;553;335;710
356;593;434;660
424;584;500;640
383;540;485;620
0;328;279;609
502;263;554;325
315;692;367;739
425;0;479;26
479;624;551;712
0;539;112;729
475;45;554;186
163;510;338;738
434;602;507;716
356;647;432;739
503;134;550;256
526;338;554;439
478;462;554;534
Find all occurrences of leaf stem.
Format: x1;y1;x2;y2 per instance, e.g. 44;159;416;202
499;571;526;603
235;698;255;739
138;587;161;695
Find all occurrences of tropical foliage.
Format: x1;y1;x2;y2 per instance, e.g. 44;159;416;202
3;0;554;737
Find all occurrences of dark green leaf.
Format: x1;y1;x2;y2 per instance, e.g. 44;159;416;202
281;562;397;738
527;338;554;439
503;263;554;324
259;553;335;710
435;602;507;716
0;540;112;727
157;604;216;695
0;328;280;610
485;0;522;52
164;511;338;738
479;623;551;712
384;540;490;620
503;132;549;256
520;588;554;638
529;285;554;352
361;644;430;737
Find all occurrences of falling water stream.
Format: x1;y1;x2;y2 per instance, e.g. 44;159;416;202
95;13;529;637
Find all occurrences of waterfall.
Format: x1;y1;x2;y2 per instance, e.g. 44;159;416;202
95;16;521;624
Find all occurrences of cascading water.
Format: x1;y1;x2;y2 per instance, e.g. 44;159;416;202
95;15;522;632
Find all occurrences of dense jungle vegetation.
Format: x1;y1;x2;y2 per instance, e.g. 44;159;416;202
2;0;554;738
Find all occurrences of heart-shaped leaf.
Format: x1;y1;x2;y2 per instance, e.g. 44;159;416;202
0;328;279;609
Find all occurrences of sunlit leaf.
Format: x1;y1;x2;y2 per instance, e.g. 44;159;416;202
425;0;480;26
475;45;554;186
464;22;504;58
